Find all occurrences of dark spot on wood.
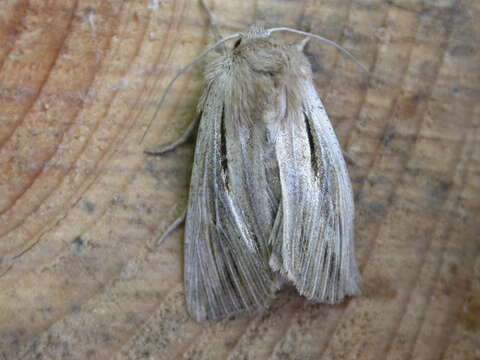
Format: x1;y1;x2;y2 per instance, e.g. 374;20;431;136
364;276;397;300
397;96;418;118
359;200;387;225
101;332;113;342
411;89;428;104
368;201;386;214
419;60;437;80
429;178;452;203
382;131;396;146
275;351;293;360
407;167;421;177
72;235;86;251
460;295;480;332
449;263;458;275
83;200;95;213
449;44;475;57
10;336;19;346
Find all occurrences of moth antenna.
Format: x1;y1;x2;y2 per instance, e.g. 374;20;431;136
140;33;240;144
268;27;370;74
199;0;227;54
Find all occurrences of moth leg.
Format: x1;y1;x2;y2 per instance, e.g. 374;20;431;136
153;208;187;247
144;116;198;155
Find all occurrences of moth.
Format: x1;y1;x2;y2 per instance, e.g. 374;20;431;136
145;12;364;322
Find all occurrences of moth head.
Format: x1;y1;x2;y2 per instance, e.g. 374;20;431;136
230;30;311;83
231;32;292;78
223;28;312;123
241;25;270;40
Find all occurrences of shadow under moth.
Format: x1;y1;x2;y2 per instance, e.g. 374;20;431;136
144;4;366;322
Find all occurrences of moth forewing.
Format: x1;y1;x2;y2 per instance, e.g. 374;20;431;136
299;80;359;301
184;79;279;321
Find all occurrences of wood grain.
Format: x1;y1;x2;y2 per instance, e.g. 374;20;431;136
0;0;479;359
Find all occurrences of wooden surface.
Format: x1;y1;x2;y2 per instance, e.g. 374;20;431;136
1;0;479;359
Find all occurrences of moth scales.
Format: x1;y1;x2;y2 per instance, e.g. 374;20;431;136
143;1;367;322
